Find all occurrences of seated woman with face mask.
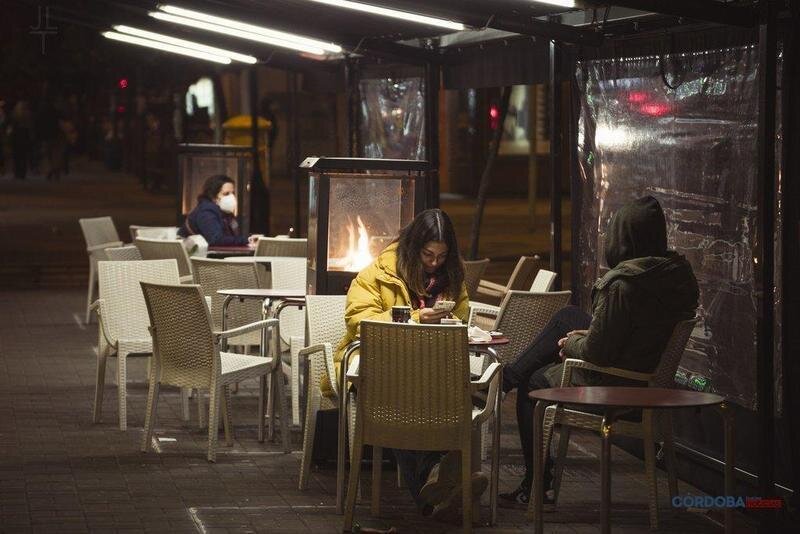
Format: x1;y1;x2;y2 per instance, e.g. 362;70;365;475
178;174;261;246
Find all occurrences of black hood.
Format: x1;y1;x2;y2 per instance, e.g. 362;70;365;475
605;196;668;269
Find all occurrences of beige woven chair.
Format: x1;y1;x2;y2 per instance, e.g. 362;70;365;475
105;246;142;261
131;226;179;240
135;237;194;283
255;237;308;258
343;321;502;532
79;216;123;324
298;295;347;490
475;255;539;306
140;282;287;462
463;259;490;301
529;269;557;292
91;259;180;430
532;318;698;530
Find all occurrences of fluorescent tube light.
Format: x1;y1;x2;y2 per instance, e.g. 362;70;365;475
157;4;342;53
303;0;465;31
114;25;257;64
102;31;231;64
528;0;576;7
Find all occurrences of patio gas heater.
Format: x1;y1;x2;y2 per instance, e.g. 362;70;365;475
301;157;429;295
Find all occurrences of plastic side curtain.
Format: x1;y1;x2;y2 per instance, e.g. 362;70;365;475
575;46;782;409
358;77;426;160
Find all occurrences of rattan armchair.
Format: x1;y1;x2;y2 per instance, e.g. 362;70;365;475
91;259;180;430
140;282;286;462
531;318;698;530
135;237;194;283
105;245;142;261
254;236;307;257
529;269;557;292
79;216;123;324
298;295;347;490
475;255;539;306
343;321;502;532
463;259;490;301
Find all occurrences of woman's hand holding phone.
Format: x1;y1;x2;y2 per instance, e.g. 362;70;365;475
419;307;451;324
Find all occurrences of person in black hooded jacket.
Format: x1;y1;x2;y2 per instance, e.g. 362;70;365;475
499;195;699;507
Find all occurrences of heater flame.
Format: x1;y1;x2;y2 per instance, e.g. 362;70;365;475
342;216;374;272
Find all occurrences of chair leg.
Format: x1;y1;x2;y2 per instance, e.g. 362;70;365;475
140;380;160;452
298;388;320;490
92;349;107;423
461;447;473;533
85;257;96;324
290;338;301;427
663;412;679;499
371;446;382;516
258;375;267;443
643;410;659;530
207;385;221;462
197;390;205;429
343;429;364;531
117;352;128;431
396;465;404;488
222;385;233;447
552;425;571;504
180;388;190;423
272;366;291;452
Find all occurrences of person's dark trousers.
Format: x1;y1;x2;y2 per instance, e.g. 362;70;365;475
393;449;444;511
503;305;592;489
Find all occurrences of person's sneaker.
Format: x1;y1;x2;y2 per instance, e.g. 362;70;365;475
418;452;461;506
498;484;555;510
430;472;490;523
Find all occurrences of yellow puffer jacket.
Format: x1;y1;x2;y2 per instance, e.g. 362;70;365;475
320;242;470;397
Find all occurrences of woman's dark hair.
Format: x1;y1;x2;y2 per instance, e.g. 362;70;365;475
198;175;234;203
396;209;465;301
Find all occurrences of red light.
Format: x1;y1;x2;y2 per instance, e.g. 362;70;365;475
627;91;648;103
118;78;128;89
116;105;126;113
489;106;499;119
489;104;500;129
639;102;670;116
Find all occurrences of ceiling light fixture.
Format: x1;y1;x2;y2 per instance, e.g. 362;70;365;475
303;0;466;31
102;30;231;64
114;25;257;63
528;0;577;8
156;4;342;54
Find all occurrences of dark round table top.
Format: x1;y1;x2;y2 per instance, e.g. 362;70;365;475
207;245;256;257
468;336;510;346
217;288;306;299
529;386;724;409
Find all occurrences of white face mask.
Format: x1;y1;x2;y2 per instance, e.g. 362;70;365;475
217;194;237;214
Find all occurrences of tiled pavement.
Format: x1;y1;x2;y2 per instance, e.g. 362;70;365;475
0;288;752;533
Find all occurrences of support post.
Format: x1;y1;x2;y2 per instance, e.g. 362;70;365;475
425;61;440;208
548;39;563;289
755;1;777;531
249;65;269;235
289;71;301;236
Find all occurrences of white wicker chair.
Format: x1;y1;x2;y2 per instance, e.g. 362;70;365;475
79;216;123;324
463;259;490;301
91;259;180;430
529;269;557;292
297;295;347;490
140;282;286;462
343;321;502;532
532;318;698;530
105;246;142;261
135;237;194;283
132;226;180;240
254;237;307;258
475;255;539;306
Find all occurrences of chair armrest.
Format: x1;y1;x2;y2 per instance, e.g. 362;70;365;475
560;358;653;387
90;299;115;348
470;362;501;394
87;241;123;253
469;301;500;317
478;279;506;293
298;343;332;359
179;274;195;284
472;362;502;425
214;318;279;342
335;340;361;397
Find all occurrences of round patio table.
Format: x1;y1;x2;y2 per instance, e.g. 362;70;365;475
528;387;733;534
207;244;256;257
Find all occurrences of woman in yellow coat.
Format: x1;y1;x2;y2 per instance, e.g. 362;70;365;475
324;208;482;520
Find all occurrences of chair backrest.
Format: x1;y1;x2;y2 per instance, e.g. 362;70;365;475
358;321;472;450
269;257;308;343
140;282;218;387
135;237;192;278
255;237;307;258
79;216;120;249
97;260;180;343
190;257;262;331
305;295;347;346
463;259;490;300
105;246;142;261
651;318;698;388
493;290;572;364
506;256;540;291
529;269;557;292
134;226;180;240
